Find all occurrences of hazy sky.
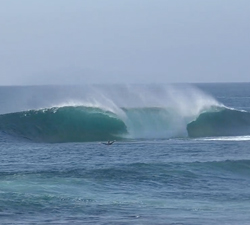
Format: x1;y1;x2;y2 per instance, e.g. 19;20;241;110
1;0;250;85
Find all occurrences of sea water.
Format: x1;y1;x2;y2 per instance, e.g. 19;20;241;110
0;83;250;224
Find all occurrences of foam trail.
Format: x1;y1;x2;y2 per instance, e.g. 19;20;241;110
202;136;250;141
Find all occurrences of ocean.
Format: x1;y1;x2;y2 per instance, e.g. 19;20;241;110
0;83;250;224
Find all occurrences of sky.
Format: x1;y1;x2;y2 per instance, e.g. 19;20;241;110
1;0;250;85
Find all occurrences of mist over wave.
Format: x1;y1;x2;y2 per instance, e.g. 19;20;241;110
3;84;249;142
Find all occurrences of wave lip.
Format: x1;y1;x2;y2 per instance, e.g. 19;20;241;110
0;106;127;143
187;108;250;138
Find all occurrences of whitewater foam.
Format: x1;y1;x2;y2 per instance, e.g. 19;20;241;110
202;136;250;141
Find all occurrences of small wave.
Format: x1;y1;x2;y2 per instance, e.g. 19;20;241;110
192;159;250;176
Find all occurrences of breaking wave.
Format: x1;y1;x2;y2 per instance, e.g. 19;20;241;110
1;84;250;142
0;106;189;142
1;105;250;142
187;108;250;138
0;107;127;142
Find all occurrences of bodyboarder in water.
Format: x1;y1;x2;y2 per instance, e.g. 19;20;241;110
102;140;115;145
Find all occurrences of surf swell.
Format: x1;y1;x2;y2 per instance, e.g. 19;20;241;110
0;106;127;142
187;108;250;137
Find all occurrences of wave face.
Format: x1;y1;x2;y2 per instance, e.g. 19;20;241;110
0;107;127;142
187;108;250;137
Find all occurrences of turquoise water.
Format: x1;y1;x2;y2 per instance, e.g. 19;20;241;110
0;83;250;224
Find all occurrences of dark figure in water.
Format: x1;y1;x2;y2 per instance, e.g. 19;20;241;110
102;140;115;145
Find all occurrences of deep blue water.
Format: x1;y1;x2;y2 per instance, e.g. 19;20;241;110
0;83;250;224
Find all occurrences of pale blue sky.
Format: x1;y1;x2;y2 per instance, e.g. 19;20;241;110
1;0;250;85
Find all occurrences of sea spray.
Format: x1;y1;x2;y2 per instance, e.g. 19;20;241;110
120;84;222;139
